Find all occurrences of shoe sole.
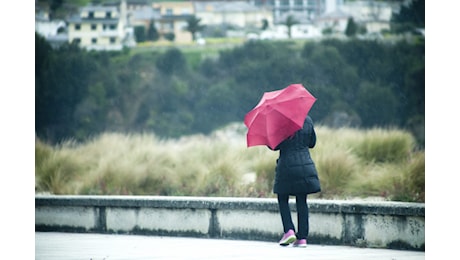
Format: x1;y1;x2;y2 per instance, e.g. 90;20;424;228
293;244;307;248
279;236;296;246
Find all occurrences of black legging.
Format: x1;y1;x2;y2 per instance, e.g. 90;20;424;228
277;193;309;240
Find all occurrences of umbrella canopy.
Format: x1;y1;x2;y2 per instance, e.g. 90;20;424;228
244;83;316;149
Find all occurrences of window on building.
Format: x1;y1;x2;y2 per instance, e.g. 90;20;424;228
165;8;173;15
73;38;81;44
88;11;94;18
280;9;289;16
109;24;117;30
110;37;116;44
166;22;174;30
294;0;303;7
261;0;274;6
106;12;112;18
91;24;97;30
280;0;290;7
75;24;81;30
92;38;97;44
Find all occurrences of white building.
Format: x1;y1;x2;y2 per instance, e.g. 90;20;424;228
341;0;396;33
194;1;273;29
35;12;66;38
67;0;135;51
259;23;322;39
249;0;344;24
35;9;68;49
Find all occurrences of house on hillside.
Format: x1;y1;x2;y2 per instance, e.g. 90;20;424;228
104;0;152;27
259;22;322;39
130;6;161;29
152;1;194;43
315;9;350;35
194;1;273;31
67;0;135;51
341;0;396;34
35;6;68;49
125;0;151;11
35;10;66;37
246;0;346;38
250;0;343;24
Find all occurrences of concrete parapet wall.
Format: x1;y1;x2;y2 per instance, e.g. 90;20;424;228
35;195;425;251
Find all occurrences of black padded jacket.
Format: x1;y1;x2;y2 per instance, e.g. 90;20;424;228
272;116;321;195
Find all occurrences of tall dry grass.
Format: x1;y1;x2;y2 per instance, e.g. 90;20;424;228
35;123;425;202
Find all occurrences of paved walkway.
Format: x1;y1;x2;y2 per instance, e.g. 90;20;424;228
35;232;425;260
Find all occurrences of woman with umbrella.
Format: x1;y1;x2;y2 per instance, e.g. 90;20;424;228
244;84;321;247
270;115;321;247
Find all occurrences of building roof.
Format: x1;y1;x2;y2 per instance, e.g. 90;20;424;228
81;5;119;13
159;14;194;22
132;6;161;20
317;9;350;20
103;0;149;6
67;14;119;24
194;1;259;13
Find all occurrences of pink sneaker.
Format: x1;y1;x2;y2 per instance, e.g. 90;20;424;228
279;229;296;246
293;239;307;248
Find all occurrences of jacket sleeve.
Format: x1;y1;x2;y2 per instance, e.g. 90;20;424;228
309;126;316;148
305;116;316;148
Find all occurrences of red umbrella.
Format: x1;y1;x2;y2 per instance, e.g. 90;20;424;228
244;83;316;149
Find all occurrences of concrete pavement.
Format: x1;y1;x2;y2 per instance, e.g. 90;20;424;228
35;232;425;260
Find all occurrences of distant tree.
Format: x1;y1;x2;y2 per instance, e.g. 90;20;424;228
147;20;160;41
261;18;269;30
35;32;52;76
282;15;299;38
36;38;99;142
38;0;77;20
155;48;186;75
164;32;175;42
49;0;64;19
322;27;334;35
50;0;63;12
358;25;368;35
391;0;425;33
345;17;359;37
355;81;398;126
134;26;146;42
185;15;205;41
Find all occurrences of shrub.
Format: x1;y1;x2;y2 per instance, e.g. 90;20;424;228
164;32;175;42
314;148;359;198
35;125;424;202
351;128;415;163
35;139;86;194
390;151;425;202
242;146;277;197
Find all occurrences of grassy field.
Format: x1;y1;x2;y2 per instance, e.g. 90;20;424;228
128;37;314;68
35;123;424;202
